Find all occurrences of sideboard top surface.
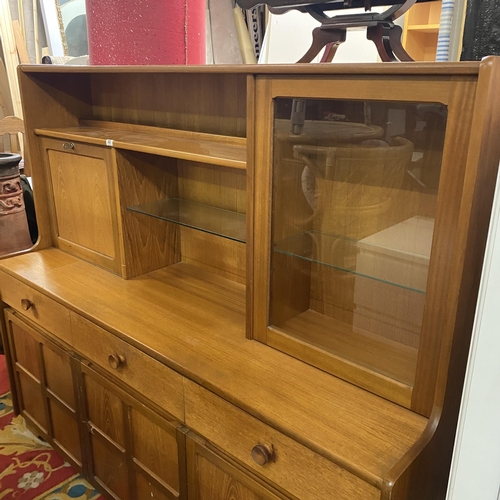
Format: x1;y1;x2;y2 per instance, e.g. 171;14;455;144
0;248;428;488
19;60;484;76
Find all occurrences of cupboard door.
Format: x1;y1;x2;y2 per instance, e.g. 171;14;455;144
81;364;186;500
41;137;122;275
186;433;285;500
3;309;82;468
252;76;476;413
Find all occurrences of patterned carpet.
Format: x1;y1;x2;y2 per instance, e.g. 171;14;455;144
0;355;102;499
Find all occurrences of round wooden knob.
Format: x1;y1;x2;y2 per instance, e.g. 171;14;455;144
251;444;274;466
62;142;75;150
108;354;125;370
21;299;33;311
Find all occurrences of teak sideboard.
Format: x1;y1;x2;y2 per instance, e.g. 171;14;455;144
1;60;500;500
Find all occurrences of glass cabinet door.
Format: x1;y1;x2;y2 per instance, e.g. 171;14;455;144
251;75;465;409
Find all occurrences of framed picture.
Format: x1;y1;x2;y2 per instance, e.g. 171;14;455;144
40;0;88;57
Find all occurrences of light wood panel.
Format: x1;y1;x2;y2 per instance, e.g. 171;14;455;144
90;73;247;138
181;227;246;284
0;0;22;119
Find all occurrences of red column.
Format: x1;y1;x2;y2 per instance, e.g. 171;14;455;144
86;0;206;65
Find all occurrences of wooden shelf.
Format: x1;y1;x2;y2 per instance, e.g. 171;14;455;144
407;24;440;33
127;198;246;243
35;120;247;170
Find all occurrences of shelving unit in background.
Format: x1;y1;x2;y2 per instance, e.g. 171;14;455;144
403;0;443;61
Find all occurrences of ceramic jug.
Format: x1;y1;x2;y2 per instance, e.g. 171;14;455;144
0;153;32;256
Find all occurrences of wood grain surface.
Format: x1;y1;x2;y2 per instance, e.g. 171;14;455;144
0;250;428;488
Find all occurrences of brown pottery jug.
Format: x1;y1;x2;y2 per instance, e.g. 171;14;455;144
0;153;32;256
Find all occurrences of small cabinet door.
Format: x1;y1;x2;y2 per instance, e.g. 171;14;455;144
41;137;122;275
3;309;82;468
186;433;285;500
80;363;186;500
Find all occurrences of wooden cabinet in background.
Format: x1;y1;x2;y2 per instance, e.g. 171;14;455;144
403;0;443;61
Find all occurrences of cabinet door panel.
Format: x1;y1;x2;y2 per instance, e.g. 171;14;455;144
42;138;122;275
17;369;47;432
81;365;186;500
91;431;130;500
84;373;126;447
11;321;42;379
44;346;75;409
187;435;283;500
135;472;173;500
130;407;180;492
4;310;82;469
49;399;82;465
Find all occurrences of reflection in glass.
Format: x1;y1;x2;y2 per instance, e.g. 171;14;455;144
270;98;447;385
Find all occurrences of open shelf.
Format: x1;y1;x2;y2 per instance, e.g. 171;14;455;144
277;309;418;387
127;198;246;243
407;24;440;33
274;224;432;294
35;120;247;170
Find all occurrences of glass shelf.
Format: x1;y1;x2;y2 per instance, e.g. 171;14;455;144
274;226;431;294
127;198;246;243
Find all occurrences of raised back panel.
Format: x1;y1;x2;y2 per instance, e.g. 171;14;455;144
90;73;247;137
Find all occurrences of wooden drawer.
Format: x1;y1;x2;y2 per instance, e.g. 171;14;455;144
71;312;184;422
0;271;72;345
185;381;380;500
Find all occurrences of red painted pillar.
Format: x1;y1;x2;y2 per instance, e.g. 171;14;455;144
86;0;206;65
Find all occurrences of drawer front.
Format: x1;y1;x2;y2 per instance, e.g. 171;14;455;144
185;381;380;500
71;312;184;422
0;271;72;345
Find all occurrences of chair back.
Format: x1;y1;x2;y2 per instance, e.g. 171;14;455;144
0;116;28;175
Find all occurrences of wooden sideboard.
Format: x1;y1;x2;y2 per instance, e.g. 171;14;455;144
1;60;500;500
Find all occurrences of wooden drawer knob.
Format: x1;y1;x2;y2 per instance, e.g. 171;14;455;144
62;142;75;150
251;444;274;466
108;354;125;370
21;299;33;311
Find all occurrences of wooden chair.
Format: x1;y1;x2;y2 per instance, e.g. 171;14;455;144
0;116;29;176
236;0;432;62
